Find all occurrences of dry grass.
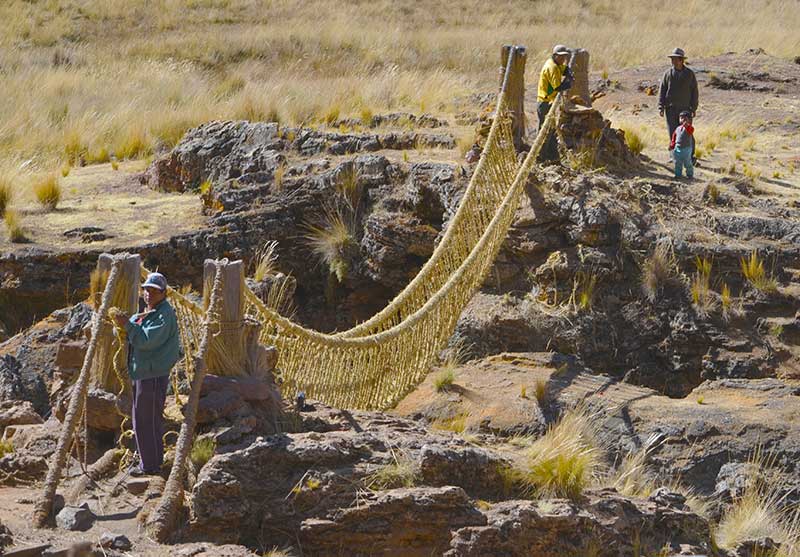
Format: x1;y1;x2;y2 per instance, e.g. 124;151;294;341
304;207;357;282
4;210;26;243
89;268;110;308
0;438;13;458
517;408;602;499
366;450;418;490
0;176;13;216
690;255;715;315
190;436;216;470
253;240;280;282
0;0;796;182
741;250;778;293
621;126;646;155
432;412;469;434
434;368;455;392
716;451;800;556
33;174;61;210
642;241;674;302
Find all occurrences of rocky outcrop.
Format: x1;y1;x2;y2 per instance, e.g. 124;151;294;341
446;489;711;557
190;410;511;546
300;486;486;557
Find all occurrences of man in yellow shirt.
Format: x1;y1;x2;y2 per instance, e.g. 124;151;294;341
537;45;573;161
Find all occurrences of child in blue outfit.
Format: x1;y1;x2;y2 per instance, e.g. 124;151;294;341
669;111;695;178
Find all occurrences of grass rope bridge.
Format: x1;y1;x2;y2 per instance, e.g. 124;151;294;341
162;46;574;410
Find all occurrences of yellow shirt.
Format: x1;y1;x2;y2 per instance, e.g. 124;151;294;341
537;58;567;103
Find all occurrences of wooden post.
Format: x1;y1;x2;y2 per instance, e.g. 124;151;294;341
202;259;246;376
500;45;527;151
91;252;140;395
570;48;591;106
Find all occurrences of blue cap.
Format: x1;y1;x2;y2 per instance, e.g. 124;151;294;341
141;272;167;291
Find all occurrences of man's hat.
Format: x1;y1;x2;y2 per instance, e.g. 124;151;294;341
668;47;686;59
141;272;168;291
552;44;571;56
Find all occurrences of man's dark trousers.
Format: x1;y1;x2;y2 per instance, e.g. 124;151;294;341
132;375;169;473
537;102;559;161
665;106;695;158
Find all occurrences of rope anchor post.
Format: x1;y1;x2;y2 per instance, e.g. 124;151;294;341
33;252;139;528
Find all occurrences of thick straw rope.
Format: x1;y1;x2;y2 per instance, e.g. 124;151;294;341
146;260;226;542
34;259;123;526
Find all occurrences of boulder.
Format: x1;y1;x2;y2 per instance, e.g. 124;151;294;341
196;389;246;425
445;489;711;556
0;518;11;552
201;374;278;402
3;417;61;459
98;533;132;551
299;486;486;557
0;453;48;485
55;502;95;532
418;445;511;500
0;400;43;433
55;388;123;432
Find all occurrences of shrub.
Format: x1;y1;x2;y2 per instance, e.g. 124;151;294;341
433;368;455;392
573;272;597;311
85;146;110;164
304;207;357;282
642;242;674;302
720;282;732;318
34;174;61;210
321;104;340;126
518;408;601;499
432;413;468;434
533;379;548;404
457;134;474;158
366;452;418;490
691;256;715;316
190;436;216;470
741;250;777;292
622;127;645;155
253;240;279;282
60;164;71;177
4;210;26;243
0;176;13;216
0;438;13;458
114;128;152;160
336;166;362;212
360;106;374;127
716;451;800;554
273;164;286;192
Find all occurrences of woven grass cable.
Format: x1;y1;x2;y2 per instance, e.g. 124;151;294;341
34;258;123;527
146;260;226;543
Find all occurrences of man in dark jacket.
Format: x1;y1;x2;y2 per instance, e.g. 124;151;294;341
658;48;699;161
113;272;181;476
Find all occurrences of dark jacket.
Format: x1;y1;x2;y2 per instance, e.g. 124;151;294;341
125;299;181;381
658;67;699;112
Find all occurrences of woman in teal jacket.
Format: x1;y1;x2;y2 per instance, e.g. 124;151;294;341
114;272;181;476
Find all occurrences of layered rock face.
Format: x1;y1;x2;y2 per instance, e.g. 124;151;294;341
188;405;716;556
